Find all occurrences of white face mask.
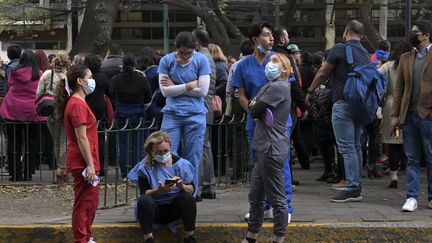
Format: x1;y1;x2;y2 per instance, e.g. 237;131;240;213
265;62;280;81
153;152;171;164
84;78;96;95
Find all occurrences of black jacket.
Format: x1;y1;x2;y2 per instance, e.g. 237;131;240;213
272;45;308;112
85;71;111;120
101;55;123;79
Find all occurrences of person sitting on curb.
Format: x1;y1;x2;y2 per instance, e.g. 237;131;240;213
128;131;198;243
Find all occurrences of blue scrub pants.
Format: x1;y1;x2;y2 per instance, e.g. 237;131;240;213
161;113;206;196
116;104;145;178
247;126;293;214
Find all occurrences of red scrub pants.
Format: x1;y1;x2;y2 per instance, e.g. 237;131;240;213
72;169;99;243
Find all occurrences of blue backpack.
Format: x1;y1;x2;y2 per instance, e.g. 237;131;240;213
343;45;388;125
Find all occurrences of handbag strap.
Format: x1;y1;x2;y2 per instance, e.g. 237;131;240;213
49;69;54;91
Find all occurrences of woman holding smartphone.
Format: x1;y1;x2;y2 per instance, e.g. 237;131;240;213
128;131;197;243
56;65;99;243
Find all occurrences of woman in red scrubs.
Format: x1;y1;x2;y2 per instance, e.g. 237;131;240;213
56;65;99;243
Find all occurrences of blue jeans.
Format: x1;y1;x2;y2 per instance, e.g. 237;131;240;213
161;113;206;196
403;112;432;201
118;117;145;178
332;100;363;191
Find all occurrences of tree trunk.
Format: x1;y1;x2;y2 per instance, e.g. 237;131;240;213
166;0;242;55
69;0;121;57
360;0;382;50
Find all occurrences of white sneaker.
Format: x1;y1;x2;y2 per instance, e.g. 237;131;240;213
263;208;273;219
244;208;274;221
428;200;432;209
402;198;418;212
288;213;292;224
87;237;96;243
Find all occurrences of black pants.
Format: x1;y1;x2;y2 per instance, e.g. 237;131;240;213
291;117;310;169
388;144;405;171
137;192;196;234
6;123;40;180
363;121;378;167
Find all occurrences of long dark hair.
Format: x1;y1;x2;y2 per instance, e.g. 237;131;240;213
390;40;413;69
55;65;89;120
136;47;157;71
16;50;40;80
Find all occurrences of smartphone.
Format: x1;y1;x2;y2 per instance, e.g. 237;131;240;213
165;178;177;185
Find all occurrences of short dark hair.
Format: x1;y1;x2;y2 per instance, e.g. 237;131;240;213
7;44;22;60
378;40;391;52
174;31;196;50
345;20;364;36
109;44;122;55
240;40;254;56
84;54;102;73
413;19;432;41
273;26;287;45
247;22;274;41
192;29;210;48
391;40;413;69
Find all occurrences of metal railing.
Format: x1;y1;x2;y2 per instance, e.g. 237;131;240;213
0;114;249;207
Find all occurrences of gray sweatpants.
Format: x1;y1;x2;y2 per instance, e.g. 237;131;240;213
198;126;216;195
46;115;66;170
248;151;288;237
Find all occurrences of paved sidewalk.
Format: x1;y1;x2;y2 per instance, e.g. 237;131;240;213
40;159;432;225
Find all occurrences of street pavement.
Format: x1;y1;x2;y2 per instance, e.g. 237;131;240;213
40;157;432;225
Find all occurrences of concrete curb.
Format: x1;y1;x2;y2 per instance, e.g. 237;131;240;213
1;223;432;242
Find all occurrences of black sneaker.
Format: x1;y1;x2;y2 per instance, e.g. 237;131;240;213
330;189;362;203
201;192;216;199
184;235;197;243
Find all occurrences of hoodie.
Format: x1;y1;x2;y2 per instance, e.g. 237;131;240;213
0;67;46;122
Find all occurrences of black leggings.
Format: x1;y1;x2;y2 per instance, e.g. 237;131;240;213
137;192;196;234
388;144;405;171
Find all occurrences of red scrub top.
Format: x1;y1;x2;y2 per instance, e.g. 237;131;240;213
64;96;100;173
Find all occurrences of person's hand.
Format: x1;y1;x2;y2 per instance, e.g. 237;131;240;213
172;176;185;190
305;93;313;106
156;182;176;195
390;116;400;128
390;116;401;137
185;80;198;90
85;165;96;182
300;110;308;121
160;76;175;87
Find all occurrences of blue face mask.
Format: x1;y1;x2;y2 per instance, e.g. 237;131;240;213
257;43;268;55
84;78;96;95
265;62;280;81
154;152;171;164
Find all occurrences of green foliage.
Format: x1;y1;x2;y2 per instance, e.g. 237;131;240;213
0;0;84;38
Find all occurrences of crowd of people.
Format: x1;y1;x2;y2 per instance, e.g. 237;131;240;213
0;18;431;243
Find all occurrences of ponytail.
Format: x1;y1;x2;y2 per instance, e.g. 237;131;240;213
54;65;89;121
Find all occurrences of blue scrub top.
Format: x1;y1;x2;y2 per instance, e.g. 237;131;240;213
128;156;196;205
231;54;273;131
158;51;211;117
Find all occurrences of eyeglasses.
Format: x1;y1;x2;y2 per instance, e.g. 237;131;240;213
177;50;194;57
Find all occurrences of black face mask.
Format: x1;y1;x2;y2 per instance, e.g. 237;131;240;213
409;33;421;47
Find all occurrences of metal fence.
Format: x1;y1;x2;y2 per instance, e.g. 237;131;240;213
0;114;249;208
